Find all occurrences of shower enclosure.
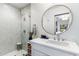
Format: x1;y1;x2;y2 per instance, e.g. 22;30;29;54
0;4;31;56
20;4;31;56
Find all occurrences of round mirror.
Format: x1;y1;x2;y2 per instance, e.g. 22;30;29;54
42;5;73;35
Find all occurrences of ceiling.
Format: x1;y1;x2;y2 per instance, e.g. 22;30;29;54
9;3;29;9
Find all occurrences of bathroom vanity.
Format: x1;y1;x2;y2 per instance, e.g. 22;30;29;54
30;5;75;56
30;38;79;56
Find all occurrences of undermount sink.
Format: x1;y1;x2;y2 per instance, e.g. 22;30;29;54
47;39;69;47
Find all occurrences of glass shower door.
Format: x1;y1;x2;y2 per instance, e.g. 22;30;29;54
21;12;31;56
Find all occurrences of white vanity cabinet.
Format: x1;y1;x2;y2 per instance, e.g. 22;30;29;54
31;42;76;56
30;39;79;56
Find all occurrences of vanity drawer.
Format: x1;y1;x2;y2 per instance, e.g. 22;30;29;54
31;43;75;56
32;48;48;56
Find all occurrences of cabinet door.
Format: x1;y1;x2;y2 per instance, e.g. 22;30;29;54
32;48;49;56
31;43;75;56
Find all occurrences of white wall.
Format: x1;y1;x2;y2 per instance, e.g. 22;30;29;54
0;4;21;55
31;3;79;45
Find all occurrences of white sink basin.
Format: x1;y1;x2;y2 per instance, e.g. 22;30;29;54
47;39;69;47
30;38;79;55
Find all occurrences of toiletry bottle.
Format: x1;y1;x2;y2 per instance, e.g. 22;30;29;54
32;24;37;39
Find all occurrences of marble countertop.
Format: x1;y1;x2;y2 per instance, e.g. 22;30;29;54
30;38;79;55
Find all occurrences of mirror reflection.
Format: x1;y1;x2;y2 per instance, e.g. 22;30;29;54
42;5;73;35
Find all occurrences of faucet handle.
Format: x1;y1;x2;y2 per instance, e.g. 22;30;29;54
62;38;66;41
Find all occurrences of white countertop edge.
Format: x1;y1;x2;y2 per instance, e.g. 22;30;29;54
30;38;79;55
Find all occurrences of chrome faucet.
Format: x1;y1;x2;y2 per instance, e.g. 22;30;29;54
53;34;60;41
54;30;60;41
57;34;60;41
54;34;66;41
